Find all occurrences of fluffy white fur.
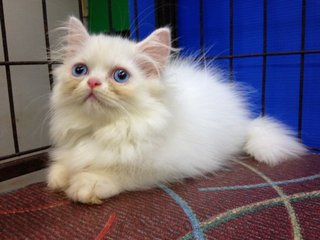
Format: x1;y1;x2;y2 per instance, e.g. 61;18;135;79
47;17;306;204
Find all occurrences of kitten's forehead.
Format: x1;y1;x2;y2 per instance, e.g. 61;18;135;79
79;35;137;67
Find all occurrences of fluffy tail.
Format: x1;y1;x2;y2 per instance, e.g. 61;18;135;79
244;117;306;165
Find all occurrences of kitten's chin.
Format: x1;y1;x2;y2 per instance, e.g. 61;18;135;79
81;94;123;119
79;94;106;114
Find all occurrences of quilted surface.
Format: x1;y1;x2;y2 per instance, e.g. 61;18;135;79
1;154;320;239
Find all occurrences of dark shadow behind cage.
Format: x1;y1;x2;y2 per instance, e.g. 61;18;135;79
1;0;319;181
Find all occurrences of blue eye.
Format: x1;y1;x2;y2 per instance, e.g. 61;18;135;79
72;63;88;77
113;69;129;83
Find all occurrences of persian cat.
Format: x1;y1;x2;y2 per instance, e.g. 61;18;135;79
47;17;305;204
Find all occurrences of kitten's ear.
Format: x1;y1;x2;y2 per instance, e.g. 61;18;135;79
137;28;171;76
66;17;89;56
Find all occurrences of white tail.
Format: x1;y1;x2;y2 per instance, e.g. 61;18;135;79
244;117;306;165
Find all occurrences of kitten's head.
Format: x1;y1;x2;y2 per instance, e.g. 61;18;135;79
52;17;172;118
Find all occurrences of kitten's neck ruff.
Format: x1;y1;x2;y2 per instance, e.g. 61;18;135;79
51;89;172;148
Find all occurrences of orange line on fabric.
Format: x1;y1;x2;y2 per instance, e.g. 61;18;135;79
95;212;117;240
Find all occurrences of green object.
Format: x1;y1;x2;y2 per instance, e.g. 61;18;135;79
88;0;130;34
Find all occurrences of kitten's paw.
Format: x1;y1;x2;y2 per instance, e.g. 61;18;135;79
66;172;120;204
66;182;102;204
47;163;69;191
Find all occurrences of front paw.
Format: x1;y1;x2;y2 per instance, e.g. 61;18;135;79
66;172;120;204
47;163;69;191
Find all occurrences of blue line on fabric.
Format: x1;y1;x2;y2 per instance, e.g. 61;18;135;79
199;174;320;192
159;184;205;240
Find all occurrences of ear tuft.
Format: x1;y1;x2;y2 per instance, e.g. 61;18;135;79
137;28;171;76
66;17;89;56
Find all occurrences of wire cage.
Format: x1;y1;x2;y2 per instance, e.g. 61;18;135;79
130;0;320;150
0;0;84;180
0;0;319;181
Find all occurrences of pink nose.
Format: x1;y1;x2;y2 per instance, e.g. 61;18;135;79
87;78;102;89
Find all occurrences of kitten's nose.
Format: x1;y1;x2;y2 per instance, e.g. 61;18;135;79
87;78;102;89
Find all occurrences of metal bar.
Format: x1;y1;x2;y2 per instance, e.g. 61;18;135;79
154;0;178;47
229;0;234;81
0;145;51;161
41;0;53;88
78;0;84;22
194;49;320;61
108;0;113;33
308;147;320;152
199;0;204;60
170;0;178;48
0;60;61;65
154;0;161;27
2;49;318;65
261;0;268;116
0;152;48;181
0;0;19;153
133;0;139;40
298;0;306;139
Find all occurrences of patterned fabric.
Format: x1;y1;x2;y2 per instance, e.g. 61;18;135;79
1;154;320;239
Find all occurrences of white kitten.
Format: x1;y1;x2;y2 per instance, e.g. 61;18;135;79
47;17;306;204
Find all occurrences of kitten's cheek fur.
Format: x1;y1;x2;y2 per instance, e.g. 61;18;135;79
65;172;121;204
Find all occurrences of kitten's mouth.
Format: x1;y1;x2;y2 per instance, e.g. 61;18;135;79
84;92;101;103
87;92;97;99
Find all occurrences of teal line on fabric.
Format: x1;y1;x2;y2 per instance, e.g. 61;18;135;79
159;184;205;240
180;191;320;240
198;174;320;192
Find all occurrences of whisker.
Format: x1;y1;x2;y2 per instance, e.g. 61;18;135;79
22;93;50;113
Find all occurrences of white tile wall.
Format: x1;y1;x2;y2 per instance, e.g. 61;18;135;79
3;0;47;61
0;0;81;157
11;65;51;151
0;23;4;60
0;67;15;156
0;21;13;156
47;0;81;49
